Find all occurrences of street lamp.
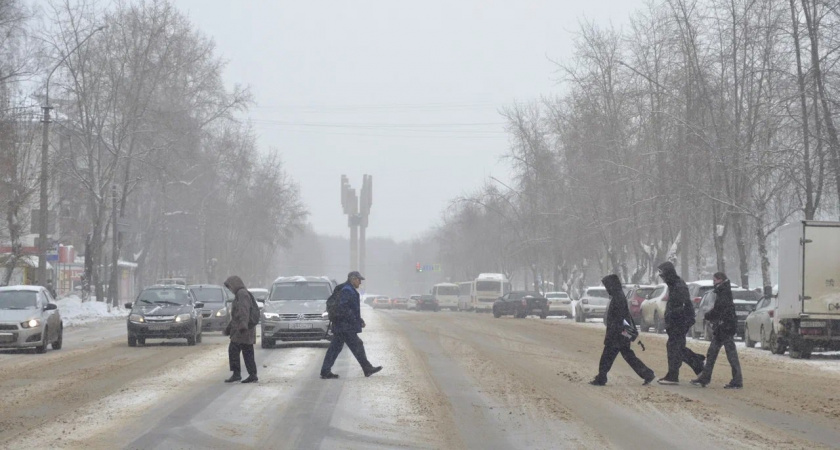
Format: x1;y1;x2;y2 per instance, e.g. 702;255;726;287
37;24;107;287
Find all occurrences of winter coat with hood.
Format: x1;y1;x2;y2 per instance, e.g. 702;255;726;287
225;275;256;345
602;274;632;348
704;279;737;339
658;261;695;330
332;282;363;334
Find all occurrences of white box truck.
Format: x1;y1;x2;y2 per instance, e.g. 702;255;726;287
774;221;840;358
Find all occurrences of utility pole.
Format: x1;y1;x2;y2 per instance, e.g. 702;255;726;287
341;175;373;273
37;24;107;287
108;184;119;307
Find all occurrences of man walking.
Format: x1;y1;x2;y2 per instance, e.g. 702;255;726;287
657;261;705;385
223;275;258;384
691;272;743;389
590;274;655;386
320;271;382;379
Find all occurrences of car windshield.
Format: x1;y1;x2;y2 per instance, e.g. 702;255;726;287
476;281;501;292
190;287;225;304
138;289;190;305
436;286;459;295
0;291;38;309
586;289;608;298
635;288;655;298
270;282;332;301
546;293;568;299
733;290;762;301
650;287;666;298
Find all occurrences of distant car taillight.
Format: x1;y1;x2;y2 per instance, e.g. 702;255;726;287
522;299;527;306
693;297;702;306
768;310;774;318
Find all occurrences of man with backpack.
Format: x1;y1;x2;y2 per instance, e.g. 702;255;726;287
223;275;259;384
590;274;655;386
691;272;743;389
320;271;382;379
657;262;705;385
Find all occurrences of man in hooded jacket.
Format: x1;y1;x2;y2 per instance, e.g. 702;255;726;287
691;272;743;388
223;275;258;383
590;274;655;386
657;261;705;384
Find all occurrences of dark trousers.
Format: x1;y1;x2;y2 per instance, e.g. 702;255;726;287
595;345;653;383
320;332;372;375
665;328;704;380
229;342;257;376
698;333;742;385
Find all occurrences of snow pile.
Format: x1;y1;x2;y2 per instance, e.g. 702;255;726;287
56;295;127;327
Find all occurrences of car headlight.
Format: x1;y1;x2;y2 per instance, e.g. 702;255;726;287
21;319;41;328
129;314;145;323
174;313;191;323
263;312;280;320
215;307;227;317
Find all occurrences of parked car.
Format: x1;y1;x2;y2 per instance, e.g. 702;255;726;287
189;284;230;332
493;291;549;319
545;291;573;317
691;288;762;340
639;284;669;333
125;285;204;346
407;294;422;310
390;297;409;309
371;296;392;309
574;287;610;322
260;276;334;348
624;285;657;323
0;285;63;353
250;288;268;311
415;294;440;311
744;296;778;350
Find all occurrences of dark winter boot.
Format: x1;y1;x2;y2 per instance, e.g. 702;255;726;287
589;377;607;386
364;366;383;377
642;372;656;386
224;372;241;383
689;378;708;387
320;372;339;379
241;374;259;384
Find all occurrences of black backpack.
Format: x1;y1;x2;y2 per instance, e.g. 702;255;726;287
247;291;260;328
326;282;347;322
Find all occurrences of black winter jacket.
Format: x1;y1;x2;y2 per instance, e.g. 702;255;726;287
704;279;737;339
658;261;695;331
602;274;632;348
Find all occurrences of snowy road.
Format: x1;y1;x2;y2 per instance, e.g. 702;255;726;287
1;310;839;449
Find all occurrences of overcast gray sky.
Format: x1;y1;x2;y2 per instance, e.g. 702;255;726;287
172;0;646;240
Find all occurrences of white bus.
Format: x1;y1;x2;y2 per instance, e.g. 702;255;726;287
432;283;460;311
474;273;510;312
457;281;475;311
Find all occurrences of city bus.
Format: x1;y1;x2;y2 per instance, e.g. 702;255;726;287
474;273;510;312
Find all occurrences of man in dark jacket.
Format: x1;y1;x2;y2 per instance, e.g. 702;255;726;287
320;271;382;379
223;275;258;383
657;261;705;385
590;274;655;386
691;272;743;388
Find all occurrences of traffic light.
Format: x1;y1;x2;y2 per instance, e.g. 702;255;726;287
416;262;422;273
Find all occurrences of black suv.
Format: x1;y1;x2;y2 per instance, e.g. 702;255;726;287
493;291;549;319
125;285;204;346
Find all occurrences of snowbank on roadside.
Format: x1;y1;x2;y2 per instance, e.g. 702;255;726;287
56;295;127;327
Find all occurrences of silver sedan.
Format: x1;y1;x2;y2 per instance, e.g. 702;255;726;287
0;285;63;353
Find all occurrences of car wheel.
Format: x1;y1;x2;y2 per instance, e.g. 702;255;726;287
540;309;548;319
576;306;586;323
691;324;699;340
769;329;786;355
128;335;137;347
35;326;48;353
196;328;203;344
262;338;275;349
493;308;501;318
639;314;649;332
744;325;756;348
187;327;197;346
138;337;146;346
653;312;664;334
52;324;63;350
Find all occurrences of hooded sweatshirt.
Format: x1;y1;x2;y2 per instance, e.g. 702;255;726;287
657;261;695;330
602;274;632;348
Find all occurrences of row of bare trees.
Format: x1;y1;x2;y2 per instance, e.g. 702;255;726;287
1;0;306;303
436;0;840;297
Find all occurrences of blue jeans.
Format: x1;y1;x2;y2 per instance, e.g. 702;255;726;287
320;332;372;375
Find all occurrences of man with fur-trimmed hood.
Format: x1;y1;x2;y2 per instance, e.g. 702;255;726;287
590;274;655;386
657;261;705;385
223;275;258;383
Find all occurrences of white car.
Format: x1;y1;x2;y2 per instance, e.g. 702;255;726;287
249;288;268;311
639;284;669;333
545;291;573;317
407;294;422;311
574;287;610;322
0;285;63;353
